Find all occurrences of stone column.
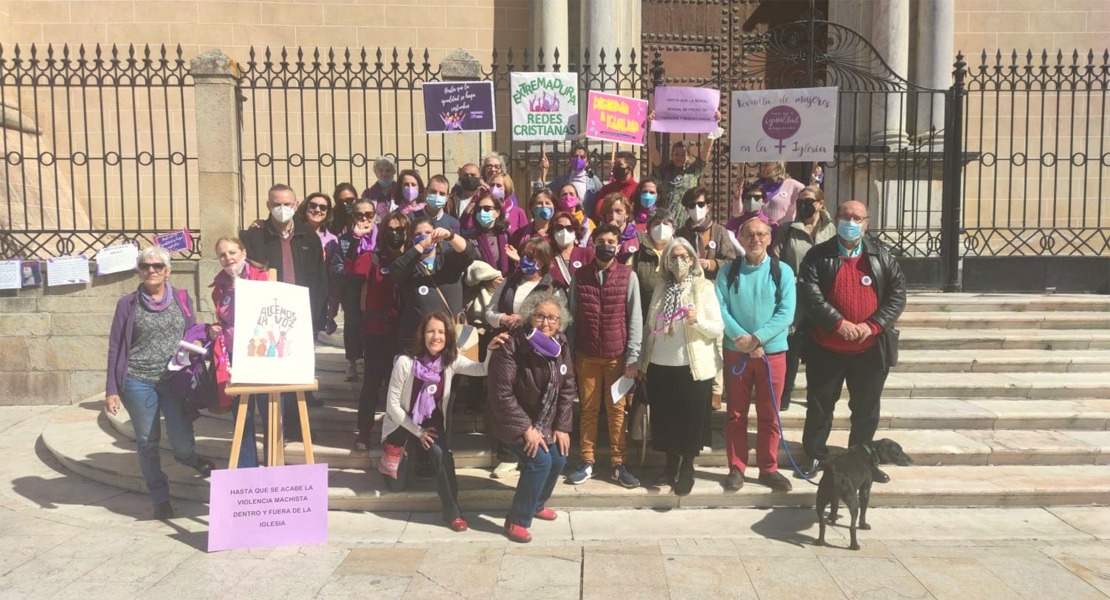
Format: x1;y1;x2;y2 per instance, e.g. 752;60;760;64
439;49;488;179
914;0;954;143
532;0;569;69
870;0;911;148
190;49;243;316
580;0;641;89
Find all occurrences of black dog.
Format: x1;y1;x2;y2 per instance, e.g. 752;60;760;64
814;438;913;550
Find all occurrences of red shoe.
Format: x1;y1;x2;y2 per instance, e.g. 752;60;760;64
504;519;532;543
448;517;469;532
533;507;558;521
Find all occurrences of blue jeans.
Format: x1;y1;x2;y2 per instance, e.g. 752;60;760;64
234;392;303;468
120;377;201;503
506;442;566;528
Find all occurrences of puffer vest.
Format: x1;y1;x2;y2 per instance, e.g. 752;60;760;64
574;262;631;359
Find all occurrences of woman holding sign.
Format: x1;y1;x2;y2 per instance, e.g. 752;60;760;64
380;311;505;532
105;246;215;520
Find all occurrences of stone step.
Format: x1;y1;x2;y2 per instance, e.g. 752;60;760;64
43;405;1110;508
896;312;1110;330
901;293;1110;313
895;328;1110;351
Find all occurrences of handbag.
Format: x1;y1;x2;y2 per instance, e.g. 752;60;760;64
378;441;405;479
628;382;651;465
430;279;480;362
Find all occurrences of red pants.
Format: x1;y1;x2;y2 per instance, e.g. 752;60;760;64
724;349;786;473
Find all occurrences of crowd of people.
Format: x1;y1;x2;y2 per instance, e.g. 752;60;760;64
105;148;905;543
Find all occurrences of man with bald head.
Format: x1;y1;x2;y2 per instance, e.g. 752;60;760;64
716;218;797;492
796;200;906;482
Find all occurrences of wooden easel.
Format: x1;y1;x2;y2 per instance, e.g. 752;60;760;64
226;380;318;469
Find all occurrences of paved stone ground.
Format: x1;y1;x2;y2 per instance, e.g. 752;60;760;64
2;406;1109;600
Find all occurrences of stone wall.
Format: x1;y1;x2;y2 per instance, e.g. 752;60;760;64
0;261;205;405
954;0;1109;55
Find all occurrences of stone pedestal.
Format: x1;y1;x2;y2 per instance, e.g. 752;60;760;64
439;49;490;179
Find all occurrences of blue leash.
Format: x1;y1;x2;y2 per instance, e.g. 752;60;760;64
731;354;818;486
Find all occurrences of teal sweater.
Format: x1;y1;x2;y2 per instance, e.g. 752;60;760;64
714;257;796;354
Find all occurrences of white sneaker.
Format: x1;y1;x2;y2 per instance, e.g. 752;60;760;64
491;461;519;479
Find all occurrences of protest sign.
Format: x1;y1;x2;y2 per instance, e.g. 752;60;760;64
650;86;721;133
729;86;838;162
585;91;648;146
95;243;139;276
208;463;328;552
154;228;194;254
47;256;90;286
422;81;496;133
510;72;579;141
0;261;20;290
230;278;316;385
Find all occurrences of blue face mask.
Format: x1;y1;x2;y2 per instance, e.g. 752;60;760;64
532;206;554;221
640;192;657;208
426;193;447;209
519;256;538;276
476;210;496;228
837;219;863;242
378;178;394;188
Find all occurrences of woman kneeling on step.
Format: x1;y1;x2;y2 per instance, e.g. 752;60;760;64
379;312;505;532
485;292;576;543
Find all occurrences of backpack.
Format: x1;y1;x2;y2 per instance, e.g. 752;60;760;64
725;256;783;304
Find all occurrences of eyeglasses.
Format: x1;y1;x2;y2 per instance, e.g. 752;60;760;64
354;211;376;220
553;224;576;232
307;202;329;212
384;226;405;235
486;163;503;171
839;215;869;224
337;196;358;204
798;197;818;204
686;201;708;209
532;313;560;324
138;263;166;272
477;205;496;212
740;232;771;240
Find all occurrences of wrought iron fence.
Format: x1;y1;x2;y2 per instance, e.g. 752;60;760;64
961;49;1110;257
0;43;198;260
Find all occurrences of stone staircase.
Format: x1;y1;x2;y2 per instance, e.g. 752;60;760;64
42;293;1110;511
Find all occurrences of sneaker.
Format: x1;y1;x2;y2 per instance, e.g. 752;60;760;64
448;517;469;532
566;462;594;485
491;461;519;479
723;469;745;491
533;507;557;521
153;500;174;520
611;464;640;488
504;519;532;543
193;458;214;479
758;470;793;492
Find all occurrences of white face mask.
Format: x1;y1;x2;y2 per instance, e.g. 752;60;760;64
271;205;295;224
223;261;246;278
688;206;707;223
553;229;576;248
651;223;674;243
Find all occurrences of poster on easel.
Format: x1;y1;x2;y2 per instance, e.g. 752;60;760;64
230;278;315;385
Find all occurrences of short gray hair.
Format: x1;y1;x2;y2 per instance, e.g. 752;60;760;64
660;237;703;281
373;156;395;171
136;246;171;270
519;291;572;333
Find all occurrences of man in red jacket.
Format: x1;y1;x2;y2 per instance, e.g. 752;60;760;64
797;200;907;482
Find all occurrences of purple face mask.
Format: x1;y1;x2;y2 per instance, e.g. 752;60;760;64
403;186;420;202
571;156;588;172
526;327;561;359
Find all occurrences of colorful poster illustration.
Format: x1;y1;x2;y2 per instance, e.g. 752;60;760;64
585;91;648;146
510;72;579;141
729;86;838;162
422;81;496;133
230;278;316;385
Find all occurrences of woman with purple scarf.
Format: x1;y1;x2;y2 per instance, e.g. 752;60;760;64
105;246;214;520
380;312;504;532
464;189;516;276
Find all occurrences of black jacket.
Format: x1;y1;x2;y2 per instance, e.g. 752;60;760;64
798;236;907;367
391;240;477;342
239;220;328;331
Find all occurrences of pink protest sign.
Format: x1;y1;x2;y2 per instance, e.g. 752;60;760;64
208;463;328;552
585;91;648;146
650;86;721;133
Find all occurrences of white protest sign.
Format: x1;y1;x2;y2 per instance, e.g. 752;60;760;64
230;278;316;385
95;243;139;276
510;72;579;141
0;261;20;290
47;256;90;286
729;86;838;162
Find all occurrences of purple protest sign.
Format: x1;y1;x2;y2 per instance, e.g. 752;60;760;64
208;463;328;552
422;81;496;133
650;86;721;134
154;228;193;254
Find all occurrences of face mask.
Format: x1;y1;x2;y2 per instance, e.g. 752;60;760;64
344;203;356;214
640;192;657;209
743;196;764;214
490;186;506;200
378;178;394;188
651;223;674;244
426;193;447;209
519;256;539;276
271;205;295;224
460;175;481;192
837;219;863;242
687;205;707;223
402;186;420;202
532;206;554;221
223;261;246;278
526;327;561;359
571;156;588;173
553;228;576;247
612;165;628;180
594;243;618;262
476;209;496;228
558;193;579;210
669;255;692;279
386;230;405;248
797;202;817;220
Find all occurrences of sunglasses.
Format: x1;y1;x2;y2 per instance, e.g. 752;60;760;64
138;263;166;272
477;205;496;212
553;224;576;232
354;211;376;220
686;201;708;209
384;226;405;235
307;202;329;212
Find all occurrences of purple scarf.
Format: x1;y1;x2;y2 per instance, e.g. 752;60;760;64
527;328;561;359
139;282;174;313
760;178;786;199
356;227;378;254
411;353;444;425
620;222;638;243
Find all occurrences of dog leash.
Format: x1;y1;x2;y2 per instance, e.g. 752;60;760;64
731;354;819;486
